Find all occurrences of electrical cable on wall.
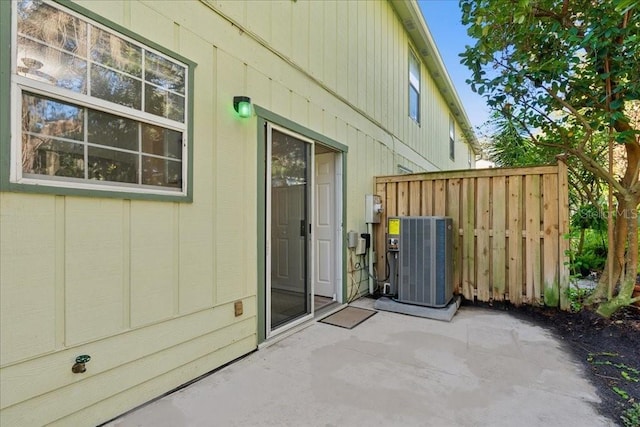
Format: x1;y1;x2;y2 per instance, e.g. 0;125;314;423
347;250;369;303
363;248;392;285
347;248;359;303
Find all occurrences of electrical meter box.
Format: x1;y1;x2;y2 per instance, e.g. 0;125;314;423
387;216;453;308
365;194;382;223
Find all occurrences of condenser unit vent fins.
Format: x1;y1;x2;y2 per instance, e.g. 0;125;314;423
392;216;453;308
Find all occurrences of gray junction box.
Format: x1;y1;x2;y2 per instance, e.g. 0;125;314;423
387;216;453;308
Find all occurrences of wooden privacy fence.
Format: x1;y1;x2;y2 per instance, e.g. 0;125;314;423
374;163;571;309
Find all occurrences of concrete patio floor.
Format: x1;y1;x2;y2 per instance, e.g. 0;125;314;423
107;298;613;427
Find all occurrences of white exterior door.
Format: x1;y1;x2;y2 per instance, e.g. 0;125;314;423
314;152;336;298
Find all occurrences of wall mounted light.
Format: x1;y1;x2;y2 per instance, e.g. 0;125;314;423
233;96;252;118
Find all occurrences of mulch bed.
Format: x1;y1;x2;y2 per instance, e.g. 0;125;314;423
466;300;640;426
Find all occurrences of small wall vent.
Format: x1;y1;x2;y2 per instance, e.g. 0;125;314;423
404;19;416;31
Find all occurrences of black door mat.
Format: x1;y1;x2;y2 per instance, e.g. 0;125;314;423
319;306;376;329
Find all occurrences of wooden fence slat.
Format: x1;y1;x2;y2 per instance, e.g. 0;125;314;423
409;181;421;216
492;177;506;301
543;174;560;307
525;175;542;304
462;177;475;300
508;176;523;305
433;180;446;216
557;161;571;310
447;178;462;294
476;178;491;301
397;182;409;216
386;182;397;217
421;180;433;216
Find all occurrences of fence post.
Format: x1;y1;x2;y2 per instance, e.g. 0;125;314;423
557;160;570;310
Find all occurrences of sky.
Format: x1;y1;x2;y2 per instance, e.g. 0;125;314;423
417;0;491;132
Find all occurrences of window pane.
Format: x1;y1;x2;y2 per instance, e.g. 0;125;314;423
90;64;142;110
88;147;138;183
88;110;139;151
90;27;142;78
271;129;308;185
22;93;84;140
144;51;185;94
17;37;88;92
17;1;87;57
409;86;419;122
142;157;181;188
409;52;420;92
145;84;185;122
142;124;182;160
23;137;84;178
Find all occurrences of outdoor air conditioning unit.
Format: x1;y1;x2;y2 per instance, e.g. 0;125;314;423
387;216;453;308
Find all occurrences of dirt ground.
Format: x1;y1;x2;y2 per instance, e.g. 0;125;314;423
491;302;640;426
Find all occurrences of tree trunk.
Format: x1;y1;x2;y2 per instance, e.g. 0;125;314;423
591;193;640;317
587;133;640;315
577;228;585;257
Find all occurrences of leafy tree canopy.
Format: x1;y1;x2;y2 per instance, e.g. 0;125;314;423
460;0;639;193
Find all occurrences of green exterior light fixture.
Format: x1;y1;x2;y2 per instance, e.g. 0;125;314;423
233;96;252;118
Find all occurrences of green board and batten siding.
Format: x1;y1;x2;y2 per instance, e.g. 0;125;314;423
0;1;476;425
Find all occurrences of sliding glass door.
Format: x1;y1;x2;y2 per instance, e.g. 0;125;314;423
267;125;312;332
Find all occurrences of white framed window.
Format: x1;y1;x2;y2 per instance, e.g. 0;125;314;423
408;49;420;123
449;115;455;161
10;0;191;197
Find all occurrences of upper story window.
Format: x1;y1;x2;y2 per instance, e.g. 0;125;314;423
449;115;455;160
408;50;420;123
9;0;192;198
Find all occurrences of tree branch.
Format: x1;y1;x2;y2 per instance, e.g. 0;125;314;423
541;86;594;149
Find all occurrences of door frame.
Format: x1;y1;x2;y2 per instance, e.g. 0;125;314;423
256;106;348;344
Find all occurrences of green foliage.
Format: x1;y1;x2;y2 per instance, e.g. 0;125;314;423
622;371;640;382
571;204;607;232
544;285;559;307
621;403;640;427
573;248;607;277
567;227;607;277
479;112;558;167
614;386;631;400
460;0;640;200
566;286;593;312
460;0;640;146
